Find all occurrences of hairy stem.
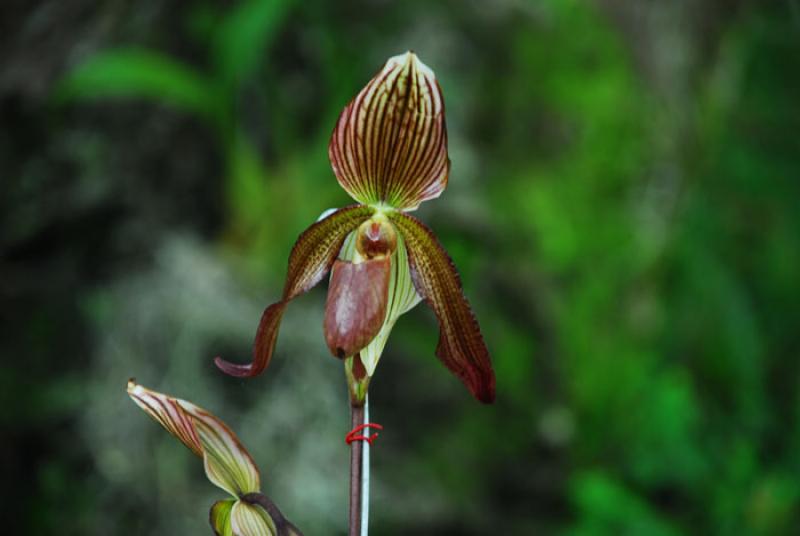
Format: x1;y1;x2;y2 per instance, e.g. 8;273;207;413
361;396;371;536
349;401;365;536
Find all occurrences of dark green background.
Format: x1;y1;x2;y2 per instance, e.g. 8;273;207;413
2;0;800;534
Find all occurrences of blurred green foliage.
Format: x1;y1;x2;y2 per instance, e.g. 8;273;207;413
56;0;296;251
3;0;800;534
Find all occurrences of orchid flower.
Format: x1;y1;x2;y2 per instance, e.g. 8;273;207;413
215;52;495;404
127;380;302;536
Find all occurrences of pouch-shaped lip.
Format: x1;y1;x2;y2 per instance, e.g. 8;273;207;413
324;256;391;359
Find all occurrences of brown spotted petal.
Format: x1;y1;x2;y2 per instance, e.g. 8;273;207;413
328;52;449;210
388;212;495;403
324;257;391;358
215;205;374;377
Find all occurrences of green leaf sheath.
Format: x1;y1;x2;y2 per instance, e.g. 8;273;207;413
240;493;305;536
210;500;235;536
231;501;278;536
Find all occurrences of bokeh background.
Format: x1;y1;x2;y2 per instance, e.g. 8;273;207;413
3;0;800;534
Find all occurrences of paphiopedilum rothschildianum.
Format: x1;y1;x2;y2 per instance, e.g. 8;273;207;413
215;52;495;406
127;380;303;536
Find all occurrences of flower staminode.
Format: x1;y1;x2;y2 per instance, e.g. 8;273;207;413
215;52;495;404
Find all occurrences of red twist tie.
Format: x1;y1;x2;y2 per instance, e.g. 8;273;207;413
345;423;384;445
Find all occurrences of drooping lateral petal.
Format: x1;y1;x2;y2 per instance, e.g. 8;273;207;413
210;499;235;536
127;380;261;497
388;212;496;403
339;229;421;375
328;52;449;210
215;205;374;377
230;501;278;536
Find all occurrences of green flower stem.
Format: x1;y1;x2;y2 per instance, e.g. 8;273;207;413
345;355;370;406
